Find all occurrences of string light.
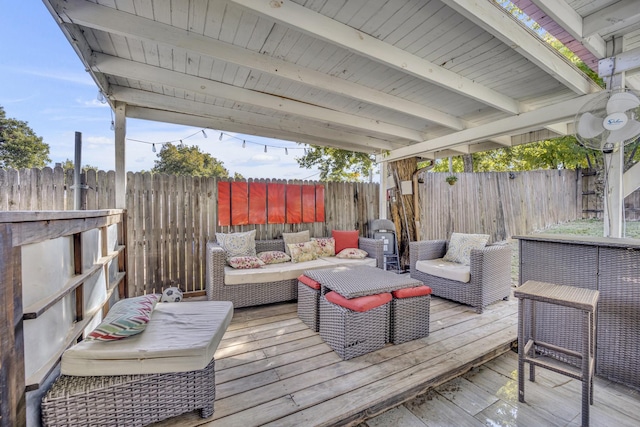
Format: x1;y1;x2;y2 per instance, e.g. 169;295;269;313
127;129;308;154
110;121;115;131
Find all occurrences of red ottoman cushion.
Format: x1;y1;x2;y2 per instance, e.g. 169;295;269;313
392;285;432;299
325;291;392;312
298;275;321;290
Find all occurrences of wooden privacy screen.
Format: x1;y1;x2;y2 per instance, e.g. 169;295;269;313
218;182;325;226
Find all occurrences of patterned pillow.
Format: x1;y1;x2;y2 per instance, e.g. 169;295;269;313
312;237;335;257
289;240;320;263
215;230;257;260
282;230;310;256
335;248;368;259
228;256;265;269
257;251;291;264
443;232;490;265
86;294;160;341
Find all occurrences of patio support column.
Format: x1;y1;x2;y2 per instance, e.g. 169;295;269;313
379;161;388;219
114;102;126;209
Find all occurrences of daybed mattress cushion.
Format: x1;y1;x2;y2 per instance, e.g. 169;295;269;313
416;258;471;283
223;256;376;285
61;301;233;376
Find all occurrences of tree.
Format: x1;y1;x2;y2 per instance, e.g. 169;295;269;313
151;143;232;177
0;106;50;169
296;146;375;181
60;159;99;172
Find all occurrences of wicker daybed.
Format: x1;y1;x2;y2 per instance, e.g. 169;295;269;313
206;237;383;308
409;239;512;313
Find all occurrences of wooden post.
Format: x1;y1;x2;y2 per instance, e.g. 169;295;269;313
0;224;26;427
114;102;127;209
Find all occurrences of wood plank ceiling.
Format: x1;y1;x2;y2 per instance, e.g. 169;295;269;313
42;0;640;162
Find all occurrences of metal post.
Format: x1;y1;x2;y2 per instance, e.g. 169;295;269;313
74;132;82;210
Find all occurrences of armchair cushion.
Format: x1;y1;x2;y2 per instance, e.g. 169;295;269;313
442;232;489;265
415;259;470;283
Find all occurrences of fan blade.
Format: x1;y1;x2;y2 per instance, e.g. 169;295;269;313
606;91;640;114
578;112;605;138
606;119;640;143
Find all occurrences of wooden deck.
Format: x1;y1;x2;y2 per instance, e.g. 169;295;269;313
154;295;518;426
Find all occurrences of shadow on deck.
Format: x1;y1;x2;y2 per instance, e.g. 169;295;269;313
153;294;518;426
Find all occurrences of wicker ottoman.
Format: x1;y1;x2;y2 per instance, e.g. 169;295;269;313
390;285;432;344
319;291;392;360
298;275;322;332
42;360;215;426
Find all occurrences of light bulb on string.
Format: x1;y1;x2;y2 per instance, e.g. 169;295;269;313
264;145;267;153
219;133;223;141
285;148;288;155
110;121;115;131
202;130;207;138
242;140;246;148
152;144;156;153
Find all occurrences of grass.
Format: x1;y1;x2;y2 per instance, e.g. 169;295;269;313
508;219;640;285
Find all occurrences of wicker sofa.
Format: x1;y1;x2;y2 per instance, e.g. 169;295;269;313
409;239;512;313
206;237;384;308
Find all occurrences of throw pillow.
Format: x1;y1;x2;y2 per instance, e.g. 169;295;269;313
86;294;160;341
336;248;368;259
228;256;265;269
332;230;359;254
442;232;490;265
312;237;335;257
289;240;320;263
215;229;257;260
257;250;291;265
282;230;310;256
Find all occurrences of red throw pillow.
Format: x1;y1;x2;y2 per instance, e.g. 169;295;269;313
332;230;359;254
325;291;391;312
298;275;321;290
392;286;433;299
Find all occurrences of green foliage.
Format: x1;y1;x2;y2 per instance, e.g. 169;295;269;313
296;145;375;182
0;106;51;169
152;143;230;177
60;159;99;172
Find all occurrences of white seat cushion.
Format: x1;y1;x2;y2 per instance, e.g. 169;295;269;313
223;257;376;285
61;301;233;376
416;258;471;283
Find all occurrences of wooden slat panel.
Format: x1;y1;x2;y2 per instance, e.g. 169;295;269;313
231;181;249;226
249;181;267;225
302;185;316;223
315;184;325;223
218;181;231;226
286;184;302;224
267;183;285;224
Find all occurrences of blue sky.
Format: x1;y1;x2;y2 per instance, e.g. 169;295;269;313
0;2;320;179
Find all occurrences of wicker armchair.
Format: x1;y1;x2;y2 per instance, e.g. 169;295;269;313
409;239;512;313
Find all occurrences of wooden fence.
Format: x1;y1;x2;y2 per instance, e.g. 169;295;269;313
7;166;640;295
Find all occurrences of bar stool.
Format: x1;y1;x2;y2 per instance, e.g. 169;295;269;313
514;280;599;427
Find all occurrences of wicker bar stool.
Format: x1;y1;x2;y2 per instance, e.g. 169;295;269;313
514;280;600;427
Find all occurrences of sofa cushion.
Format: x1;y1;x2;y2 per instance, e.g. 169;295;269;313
215;230;257;260
283;230;310;256
228;256;265;269
313;237;336;257
416;258;471;283
336;248;368;259
257;251;291;265
332;230;359;254
85;294;160;341
442;232;489;265
289;240;320;263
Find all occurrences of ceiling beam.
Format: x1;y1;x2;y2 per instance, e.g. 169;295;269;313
447;0;596;95
528;0;606;58
112;86;397;152
92;53;425;142
378;93;601;162
229;0;522;114
583;0;640;38
59;0;464;131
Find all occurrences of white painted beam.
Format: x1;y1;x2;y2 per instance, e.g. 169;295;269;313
92;53;424;142
60;0;465;131
229;0;522;114
583;0;640;38
377;93;602;162
528;0;606;58
447;0;596;95
114;102;126;209
111;86;396;152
